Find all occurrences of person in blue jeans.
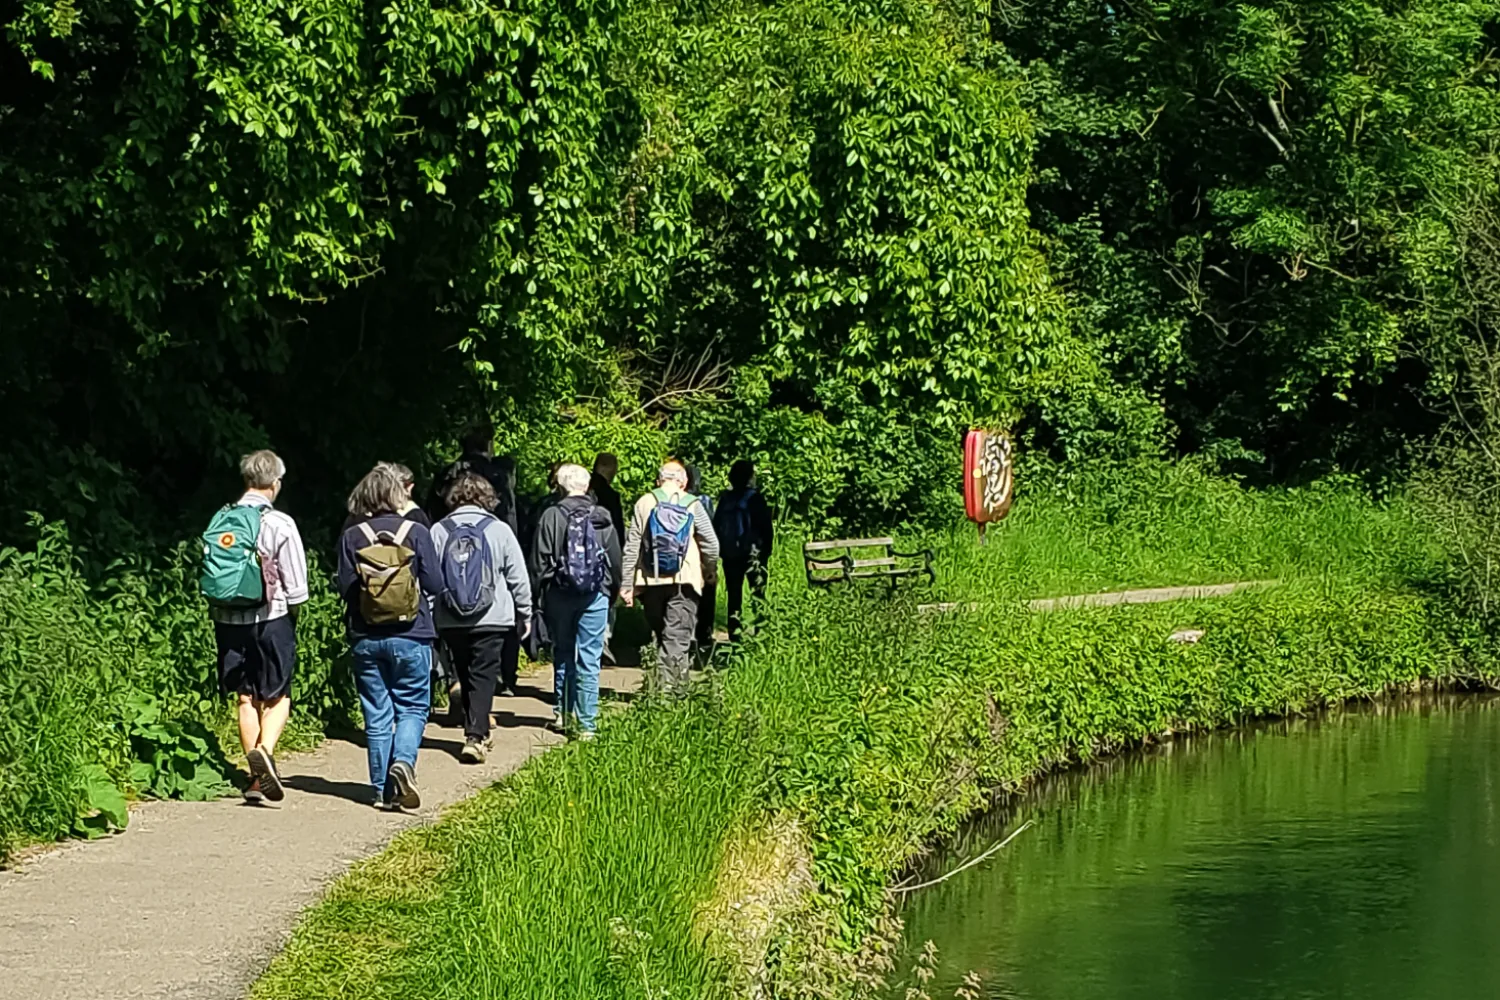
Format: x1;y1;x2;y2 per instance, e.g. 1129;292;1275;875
337;464;445;810
530;463;622;737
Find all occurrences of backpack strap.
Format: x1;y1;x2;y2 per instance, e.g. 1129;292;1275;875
392;519;415;546
357;522;378;545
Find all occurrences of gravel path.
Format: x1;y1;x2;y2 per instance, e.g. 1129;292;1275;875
0;667;642;1000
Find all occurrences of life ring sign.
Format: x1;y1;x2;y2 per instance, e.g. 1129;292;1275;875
964;428;1013;532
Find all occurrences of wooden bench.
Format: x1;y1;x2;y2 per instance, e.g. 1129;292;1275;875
803;537;935;588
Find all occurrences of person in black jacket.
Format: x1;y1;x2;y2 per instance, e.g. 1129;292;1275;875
530;463;623;737
713;460;774;642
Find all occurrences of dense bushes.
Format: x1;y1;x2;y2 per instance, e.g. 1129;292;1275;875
253;475;1472;1000
0;521;353;861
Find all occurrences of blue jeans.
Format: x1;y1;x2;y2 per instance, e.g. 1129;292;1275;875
351;635;432;802
546;590;608;732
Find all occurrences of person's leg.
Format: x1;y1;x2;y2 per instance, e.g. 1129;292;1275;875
661;586;698;695
695;576;717;650
573;592;608;733
235;695;261;755
602;603;618;666
548;594;582;727
215;624;260;754
256;696;291;753
445;630;478;731
350;637;395;802
251;613;296;754
639;586;670;693
724;558;748;643
386;638;432;806
499;628;520;692
388;638;432;769
463;630;506;743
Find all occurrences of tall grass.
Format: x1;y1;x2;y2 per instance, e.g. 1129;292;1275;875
254;466;1477;1000
0;520;353;862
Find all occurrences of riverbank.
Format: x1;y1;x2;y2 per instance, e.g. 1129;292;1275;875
254;466;1488;1000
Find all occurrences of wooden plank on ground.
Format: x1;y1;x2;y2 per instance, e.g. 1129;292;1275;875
918;580;1279;615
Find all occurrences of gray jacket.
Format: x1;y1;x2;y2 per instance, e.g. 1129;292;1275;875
430;506;533;631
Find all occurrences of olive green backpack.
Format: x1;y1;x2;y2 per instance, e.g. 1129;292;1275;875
353;521;421;624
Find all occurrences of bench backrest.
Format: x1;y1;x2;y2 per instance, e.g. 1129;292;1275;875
802;537;934;587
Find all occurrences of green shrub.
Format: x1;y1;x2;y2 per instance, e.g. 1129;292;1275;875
0;520;351;862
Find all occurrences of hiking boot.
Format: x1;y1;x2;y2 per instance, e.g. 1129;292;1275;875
460;738;486;764
389;760;421;810
247;746;284;802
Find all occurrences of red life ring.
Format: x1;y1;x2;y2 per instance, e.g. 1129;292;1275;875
964;429;1013;524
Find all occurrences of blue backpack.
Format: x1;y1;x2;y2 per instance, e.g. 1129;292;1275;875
646;488;694;577
438;516;496;617
717;488;758;562
557;506;608;594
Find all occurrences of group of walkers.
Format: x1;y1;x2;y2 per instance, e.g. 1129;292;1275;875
198;439;773;811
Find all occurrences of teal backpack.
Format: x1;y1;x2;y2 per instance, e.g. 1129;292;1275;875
200;504;266;608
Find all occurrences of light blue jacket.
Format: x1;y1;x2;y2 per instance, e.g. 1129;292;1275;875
430;506;533;631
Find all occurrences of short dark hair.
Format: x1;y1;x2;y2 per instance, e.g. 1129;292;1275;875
460;426;492;455
729;460;755;489
446;471;497;512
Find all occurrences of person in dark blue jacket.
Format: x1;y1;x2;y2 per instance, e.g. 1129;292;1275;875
338;464;445;811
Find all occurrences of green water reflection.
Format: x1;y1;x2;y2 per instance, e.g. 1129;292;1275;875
895;697;1500;1000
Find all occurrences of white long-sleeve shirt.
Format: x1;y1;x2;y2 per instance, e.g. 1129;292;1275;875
209;493;310;625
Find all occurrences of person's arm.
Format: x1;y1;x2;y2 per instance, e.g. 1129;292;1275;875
412;525;446;600
620;496;647;603
496;522;533;623
277;517;311;609
336;527;359;604
530;506;557;584
753;493;774;559
603;519;623;598
693;498;720;565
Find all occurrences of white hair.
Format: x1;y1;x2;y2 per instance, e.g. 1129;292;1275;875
240;450;286;489
658;462;688;486
556;463;591;496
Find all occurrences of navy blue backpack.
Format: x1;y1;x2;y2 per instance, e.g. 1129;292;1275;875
438;516;496;617
557;506;608;594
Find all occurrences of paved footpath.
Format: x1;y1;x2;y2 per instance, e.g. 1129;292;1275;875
0;667;641;1000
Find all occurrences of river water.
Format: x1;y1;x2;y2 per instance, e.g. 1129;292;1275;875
894;697;1500;999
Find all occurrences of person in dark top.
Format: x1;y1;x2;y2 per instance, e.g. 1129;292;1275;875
589;452;626;661
337;464;445;811
589;452;626;542
530;463;622;737
686;464;719;653
425;426;510;523
713;460;775;642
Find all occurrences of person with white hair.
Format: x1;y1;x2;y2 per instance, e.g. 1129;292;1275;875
620;460;720;695
200;449;309;804
530;462;622;737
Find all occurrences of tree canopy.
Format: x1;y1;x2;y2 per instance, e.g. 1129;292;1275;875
3;0;1498;545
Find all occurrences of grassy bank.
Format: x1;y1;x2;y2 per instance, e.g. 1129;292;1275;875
0;522;354;861
254;465;1480;1000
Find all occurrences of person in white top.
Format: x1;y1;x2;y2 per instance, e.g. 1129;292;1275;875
210;450;309;803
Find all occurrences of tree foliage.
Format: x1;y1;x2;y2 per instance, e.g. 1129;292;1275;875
1003;0;1500;476
1;0;1077;544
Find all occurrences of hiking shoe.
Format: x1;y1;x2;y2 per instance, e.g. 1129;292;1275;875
247;746;284;802
547;713;566;735
578;730;597;742
243;780;265;805
389;760;421;810
460;739;486;764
